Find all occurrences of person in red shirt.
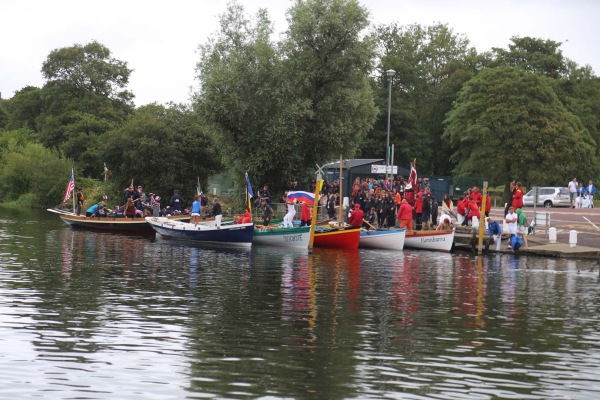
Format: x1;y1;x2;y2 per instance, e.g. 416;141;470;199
485;194;492;217
467;198;481;225
456;196;467;226
471;186;483;209
349;203;364;228
512;182;524;210
300;201;312;226
397;199;414;233
414;191;424;230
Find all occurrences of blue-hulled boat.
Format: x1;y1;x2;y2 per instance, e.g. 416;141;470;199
145;217;254;247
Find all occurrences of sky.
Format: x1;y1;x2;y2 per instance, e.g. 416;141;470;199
2;0;599;106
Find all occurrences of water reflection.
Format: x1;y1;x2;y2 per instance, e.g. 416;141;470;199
2;208;600;398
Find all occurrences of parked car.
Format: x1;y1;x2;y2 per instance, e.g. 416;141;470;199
522;187;571;207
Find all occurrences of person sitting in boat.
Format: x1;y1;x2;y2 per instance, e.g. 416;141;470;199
94;205;109;218
113;205;125;218
363;207;377;230
124;197;137;218
349;203;364;228
261;198;273;226
85;199;107;217
237;209;252;224
170;190;185;213
162;206;173;216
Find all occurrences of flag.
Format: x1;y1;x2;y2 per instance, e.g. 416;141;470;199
63;169;75;203
409;159;418;190
287;191;315;205
197;176;203;196
245;173;254;198
245;173;254;214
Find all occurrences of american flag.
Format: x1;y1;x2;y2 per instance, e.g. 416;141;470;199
63;169;75;203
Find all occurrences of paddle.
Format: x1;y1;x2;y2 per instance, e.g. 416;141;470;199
363;219;377;230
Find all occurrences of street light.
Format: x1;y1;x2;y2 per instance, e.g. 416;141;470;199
385;69;396;181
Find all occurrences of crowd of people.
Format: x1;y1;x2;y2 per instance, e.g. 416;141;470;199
78;184;223;225
568;178;596;208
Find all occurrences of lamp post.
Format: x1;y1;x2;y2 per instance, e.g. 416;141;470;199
385;69;396;181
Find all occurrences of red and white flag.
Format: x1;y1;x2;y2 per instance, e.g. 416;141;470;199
409;159;418;190
63;169;75;202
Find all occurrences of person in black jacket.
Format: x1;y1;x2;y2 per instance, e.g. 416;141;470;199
212;198;223;228
170;190;185;214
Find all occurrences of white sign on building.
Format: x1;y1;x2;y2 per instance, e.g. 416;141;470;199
371;165;397;174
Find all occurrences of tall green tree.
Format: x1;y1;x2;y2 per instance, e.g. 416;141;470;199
362;23;483;175
37;41;134;176
196;0;377;195
443;67;598;193
101;103;220;203
2;86;42;132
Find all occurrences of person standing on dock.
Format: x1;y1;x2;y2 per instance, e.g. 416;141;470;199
505;206;518;247
487;217;502;251
516;208;529;247
397;199;414;234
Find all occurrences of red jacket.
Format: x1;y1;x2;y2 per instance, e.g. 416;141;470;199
467;200;480;219
301;203;311;221
471;191;482;208
512;189;524;209
456;199;466;215
415;195;423;213
349;208;364;227
397;202;413;221
485;195;492;213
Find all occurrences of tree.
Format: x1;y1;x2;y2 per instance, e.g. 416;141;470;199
195;0;377;196
361;23;483;175
443;67;598;194
100;103;220;203
492;37;567;79
37;41;134;176
2;86;42;132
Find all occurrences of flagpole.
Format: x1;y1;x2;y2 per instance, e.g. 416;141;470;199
72;169;76;213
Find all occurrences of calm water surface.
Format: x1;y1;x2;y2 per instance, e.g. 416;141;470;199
1;208;600;399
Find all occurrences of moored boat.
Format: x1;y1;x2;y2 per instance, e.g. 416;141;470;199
57;212;189;235
359;228;406;250
146;216;254;247
313;226;361;250
253;226;311;248
403;229;455;252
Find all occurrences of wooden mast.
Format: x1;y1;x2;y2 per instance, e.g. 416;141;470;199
339;154;343;227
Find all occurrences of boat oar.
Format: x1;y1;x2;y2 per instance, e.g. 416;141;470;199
363;219;377;230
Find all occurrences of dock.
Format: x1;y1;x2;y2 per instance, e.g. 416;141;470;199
452;225;600;260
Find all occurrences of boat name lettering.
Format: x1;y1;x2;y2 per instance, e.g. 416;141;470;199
421;236;446;243
284;234;303;242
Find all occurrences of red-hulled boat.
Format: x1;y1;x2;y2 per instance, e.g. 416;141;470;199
313;226;361;250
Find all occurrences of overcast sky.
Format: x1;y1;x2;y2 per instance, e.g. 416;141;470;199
2;0;598;106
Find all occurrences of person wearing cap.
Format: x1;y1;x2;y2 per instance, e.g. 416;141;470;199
349;202;364;228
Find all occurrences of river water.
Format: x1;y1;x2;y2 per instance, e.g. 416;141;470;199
2;207;600;399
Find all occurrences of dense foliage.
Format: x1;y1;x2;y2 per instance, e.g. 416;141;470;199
0;2;599;209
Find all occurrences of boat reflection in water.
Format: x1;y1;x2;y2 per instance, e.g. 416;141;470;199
3;207;600;399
